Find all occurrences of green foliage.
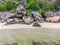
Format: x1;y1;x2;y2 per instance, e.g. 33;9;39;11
26;0;54;16
26;0;35;3
0;4;7;11
0;0;55;15
15;0;21;2
38;3;54;16
6;0;17;10
26;9;32;13
0;0;17;11
25;0;38;10
11;9;16;13
37;0;54;15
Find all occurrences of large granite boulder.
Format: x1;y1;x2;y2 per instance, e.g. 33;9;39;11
45;11;54;17
5;13;24;24
16;1;27;6
31;11;44;22
17;10;27;15
45;11;60;23
16;4;25;11
46;16;60;22
16;3;27;15
0;12;15;23
16;1;27;14
23;16;33;24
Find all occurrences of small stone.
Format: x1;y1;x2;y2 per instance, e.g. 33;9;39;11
32;22;41;27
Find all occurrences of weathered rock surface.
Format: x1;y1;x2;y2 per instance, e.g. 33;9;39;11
16;1;27;14
0;11;44;25
45;11;60;23
32;22;41;27
0;1;44;25
16;1;27;6
31;11;44;22
23;16;33;24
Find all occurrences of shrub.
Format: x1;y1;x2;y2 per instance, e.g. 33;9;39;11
11;9;16;13
26;0;33;3
38;3;54;16
15;0;21;2
0;4;7;11
25;0;38;10
6;0;17;10
0;0;17;11
37;0;54;16
25;0;54;16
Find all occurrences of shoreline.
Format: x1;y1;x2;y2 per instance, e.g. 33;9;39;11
0;23;60;44
0;22;60;29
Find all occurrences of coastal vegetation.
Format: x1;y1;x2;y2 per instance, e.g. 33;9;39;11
0;0;60;24
0;0;55;16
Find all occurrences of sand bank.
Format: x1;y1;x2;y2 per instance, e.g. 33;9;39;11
0;22;60;29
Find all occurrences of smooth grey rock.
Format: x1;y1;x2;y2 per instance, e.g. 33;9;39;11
45;11;60;17
32;22;41;27
17;11;27;15
45;11;54;17
23;16;33;24
45;11;60;22
16;1;27;6
16;5;25;11
31;11;44;22
31;11;42;17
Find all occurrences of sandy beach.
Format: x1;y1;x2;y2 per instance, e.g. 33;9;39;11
0;23;59;45
0;22;60;29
